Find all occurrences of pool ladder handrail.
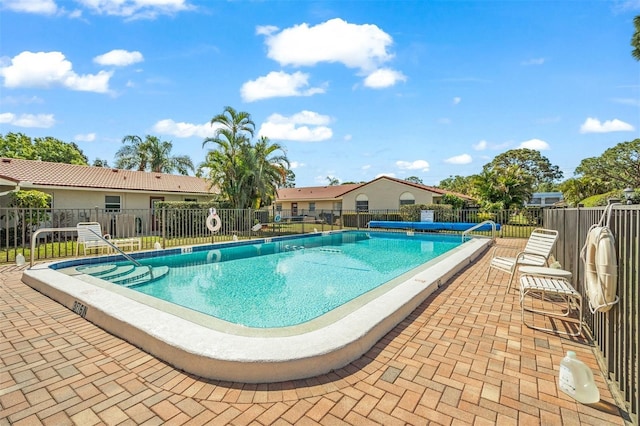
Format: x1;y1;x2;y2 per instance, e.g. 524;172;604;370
461;220;498;242
30;227;154;279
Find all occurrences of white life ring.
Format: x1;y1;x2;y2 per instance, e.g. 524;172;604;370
207;249;221;263
584;226;618;313
206;208;222;233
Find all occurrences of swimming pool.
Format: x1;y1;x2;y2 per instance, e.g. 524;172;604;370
22;230;492;382
96;232;461;328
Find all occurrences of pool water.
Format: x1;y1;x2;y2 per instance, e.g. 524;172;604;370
114;232;462;328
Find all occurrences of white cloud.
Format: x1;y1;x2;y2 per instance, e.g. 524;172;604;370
580;117;635;133
241;71;325;102
94;49;143;66
344;134;352;141
363;68;406;89
289;161;304;169
256;25;278;36
75;0;191;18
473;140;487;150
0;112;55;128
395;160;430;172
0;51;112;93
0;95;44;105
518;138;550;150
437;118;452;125
375;172;396;179
452;96;461;105
2;0;57;14
611;98;640;107
444;154;472;165
261;18;398;77
258;111;333;142
74;133;96;142
521;58;546;66
152;119;220;138
361;164;371;170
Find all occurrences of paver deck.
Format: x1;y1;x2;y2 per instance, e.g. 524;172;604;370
1;238;627;425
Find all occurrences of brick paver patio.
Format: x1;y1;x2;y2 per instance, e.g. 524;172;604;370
1;239;627;425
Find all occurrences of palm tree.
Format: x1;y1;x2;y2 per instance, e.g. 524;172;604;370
247;136;289;208
632;15;640;61
115;135;148;171
200;107;290;209
115;135;194;175
201;107;255;208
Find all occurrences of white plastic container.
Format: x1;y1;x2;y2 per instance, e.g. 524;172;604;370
558;351;600;404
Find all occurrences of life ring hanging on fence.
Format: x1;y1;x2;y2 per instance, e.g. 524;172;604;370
206;208;222;233
583;225;618;313
580;203;619;313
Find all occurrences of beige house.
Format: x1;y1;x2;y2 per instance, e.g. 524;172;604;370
0;157;215;236
274;176;474;218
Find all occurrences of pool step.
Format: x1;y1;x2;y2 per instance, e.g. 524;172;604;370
77;264;170;287
76;264;120;276
121;266;170;287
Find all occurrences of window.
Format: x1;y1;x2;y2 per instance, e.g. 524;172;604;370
399;191;415;206
309;202;316;212
105;195;121;212
276;203;282;212
545;197;561;205
356;194;369;211
184;198;197;202
333;202;342;211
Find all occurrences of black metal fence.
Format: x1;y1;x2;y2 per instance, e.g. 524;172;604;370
545;205;639;424
1;206;545;263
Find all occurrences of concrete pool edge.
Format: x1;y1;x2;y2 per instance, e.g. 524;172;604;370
22;237;492;383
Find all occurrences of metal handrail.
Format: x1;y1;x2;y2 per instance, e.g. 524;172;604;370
30;228;152;279
30;227;76;268
461;220;497;242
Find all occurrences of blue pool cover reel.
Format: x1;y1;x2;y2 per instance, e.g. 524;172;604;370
368;221;501;231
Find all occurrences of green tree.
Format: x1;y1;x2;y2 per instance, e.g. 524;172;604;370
283;169;296;188
326;176;340;186
557;177;607;206
632;15;640;61
245;136;289;208
0;132;88;165
574;138;640;191
437;175;474;195
92;158;110;167
471;165;534;210
405;176;424;184
115;135;194;175
486;148;562;191
199;106;290;209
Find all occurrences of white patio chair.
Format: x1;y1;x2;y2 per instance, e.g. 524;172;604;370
76;222;113;255
486;228;559;291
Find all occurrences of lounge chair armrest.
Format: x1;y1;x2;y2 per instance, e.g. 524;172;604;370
490;245;517;258
514;251;548;263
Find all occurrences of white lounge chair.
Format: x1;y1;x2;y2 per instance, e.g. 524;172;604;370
76;222;113;255
486;228;559;291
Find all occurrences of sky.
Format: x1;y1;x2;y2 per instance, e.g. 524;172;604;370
1;0;639;188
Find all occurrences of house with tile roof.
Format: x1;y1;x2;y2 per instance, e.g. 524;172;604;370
274;175;475;221
0;157;216;236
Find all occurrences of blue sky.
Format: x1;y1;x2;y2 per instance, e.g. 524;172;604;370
1;0;639;187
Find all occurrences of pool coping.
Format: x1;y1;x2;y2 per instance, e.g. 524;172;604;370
22;234;492;383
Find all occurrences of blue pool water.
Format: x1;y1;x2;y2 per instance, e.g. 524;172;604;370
109;232;462;328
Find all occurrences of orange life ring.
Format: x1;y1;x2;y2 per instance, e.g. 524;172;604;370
584;226;618;313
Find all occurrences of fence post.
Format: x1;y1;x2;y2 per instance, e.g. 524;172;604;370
161;207;166;248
